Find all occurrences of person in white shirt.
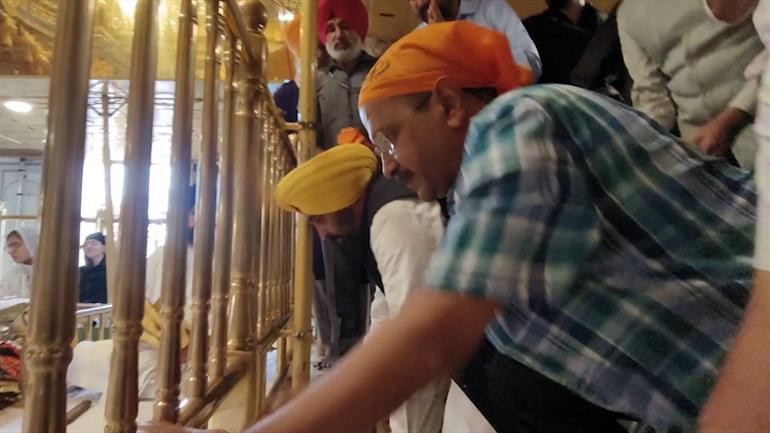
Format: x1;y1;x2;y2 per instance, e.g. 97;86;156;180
0;226;38;299
618;0;764;168
145;185;196;318
408;0;542;82
274;143;449;433
698;1;770;432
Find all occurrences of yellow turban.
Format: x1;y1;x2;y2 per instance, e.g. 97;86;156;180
358;21;532;107
275;144;377;215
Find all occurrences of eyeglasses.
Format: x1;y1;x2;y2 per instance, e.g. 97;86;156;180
371;93;432;162
373;131;398;160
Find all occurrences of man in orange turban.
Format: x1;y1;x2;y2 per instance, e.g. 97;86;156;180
141;20;758;433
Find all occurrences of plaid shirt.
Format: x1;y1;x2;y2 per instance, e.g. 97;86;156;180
425;85;756;432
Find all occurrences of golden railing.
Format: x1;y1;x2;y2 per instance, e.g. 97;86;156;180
75;304;113;342
19;0;317;431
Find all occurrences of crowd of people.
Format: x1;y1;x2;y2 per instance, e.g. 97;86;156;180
0;225;108;304
154;0;763;432
4;0;769;431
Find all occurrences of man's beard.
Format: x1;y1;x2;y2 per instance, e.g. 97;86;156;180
325;33;364;63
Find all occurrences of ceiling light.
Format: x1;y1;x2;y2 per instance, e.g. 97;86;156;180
3;101;33;113
278;10;294;22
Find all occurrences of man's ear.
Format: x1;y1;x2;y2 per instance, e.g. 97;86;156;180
433;78;466;129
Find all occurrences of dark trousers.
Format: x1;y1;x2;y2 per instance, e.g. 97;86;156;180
321;238;370;358
456;338;630;433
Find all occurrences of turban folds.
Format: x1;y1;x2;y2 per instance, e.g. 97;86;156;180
358;21;532;107
275;144;377;216
318;0;369;45
336;127;369;147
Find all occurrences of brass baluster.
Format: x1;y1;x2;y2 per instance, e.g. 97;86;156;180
291;0;318;390
154;0;199;422
186;0;221;406
209;19;237;382
103;0;160;431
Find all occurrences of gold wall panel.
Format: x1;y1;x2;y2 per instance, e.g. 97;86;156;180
0;0;298;81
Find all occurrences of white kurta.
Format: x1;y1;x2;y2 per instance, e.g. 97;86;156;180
752;1;770;271
370;199;494;433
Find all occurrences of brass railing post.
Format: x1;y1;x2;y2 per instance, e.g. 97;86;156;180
186;0;221;406
21;1;94;432
291;0;318;390
154;0;199;423
226;3;267;425
209;25;237;381
104;0;160;431
101;82;118;303
226;0;265;355
256;98;270;343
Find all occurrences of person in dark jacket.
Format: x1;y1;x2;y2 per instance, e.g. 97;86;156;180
78;232;107;304
523;0;602;84
569;3;632;103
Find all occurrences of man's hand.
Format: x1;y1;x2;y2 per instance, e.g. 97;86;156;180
137;421;227;433
693;107;751;156
427;0;445;24
706;0;758;23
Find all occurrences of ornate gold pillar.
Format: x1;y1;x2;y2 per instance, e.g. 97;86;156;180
153;0;199;422
103;1;160;431
291;0;318;390
21;1;94;432
186;0;220;405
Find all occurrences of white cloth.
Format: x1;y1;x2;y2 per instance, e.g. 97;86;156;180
144;244;194;320
442;382;496;433
67;340;158;399
369;199;450;433
753;1;770;270
0;226;38;299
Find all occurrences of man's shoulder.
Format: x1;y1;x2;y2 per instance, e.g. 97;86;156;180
471;0;521;21
475;85;584;124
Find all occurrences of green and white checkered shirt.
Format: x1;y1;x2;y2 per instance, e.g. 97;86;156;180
425;84;756;432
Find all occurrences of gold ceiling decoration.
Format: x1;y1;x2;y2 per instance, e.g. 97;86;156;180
0;0;299;82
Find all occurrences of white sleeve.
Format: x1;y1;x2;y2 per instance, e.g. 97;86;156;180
617;3;677;130
144;247;164;304
370;200;444;316
486;1;542;82
753;59;770;271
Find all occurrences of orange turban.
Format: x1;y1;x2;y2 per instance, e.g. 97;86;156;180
358;21;532;107
336;127;369;147
318;0;369;45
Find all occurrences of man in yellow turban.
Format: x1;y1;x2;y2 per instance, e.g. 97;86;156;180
275;143;450;433
142;20;758;433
